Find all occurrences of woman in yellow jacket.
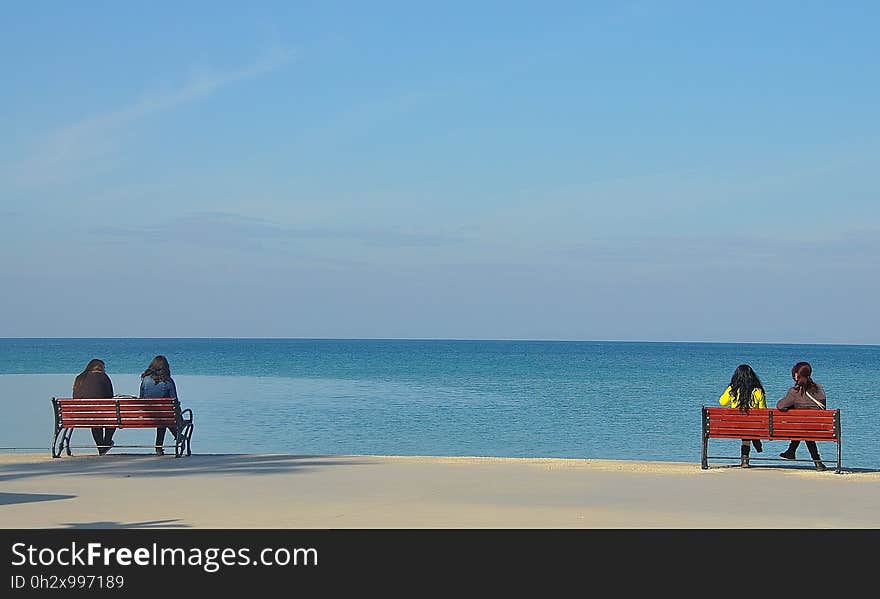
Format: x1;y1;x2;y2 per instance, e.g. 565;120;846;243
719;364;767;468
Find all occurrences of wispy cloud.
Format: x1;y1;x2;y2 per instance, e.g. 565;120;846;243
7;48;295;187
564;230;880;270
93;211;467;251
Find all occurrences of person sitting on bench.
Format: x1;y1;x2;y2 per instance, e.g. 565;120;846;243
718;364;766;468
73;358;116;455
777;361;827;471
138;355;179;456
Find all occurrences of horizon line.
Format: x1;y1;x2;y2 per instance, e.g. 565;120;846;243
1;336;877;347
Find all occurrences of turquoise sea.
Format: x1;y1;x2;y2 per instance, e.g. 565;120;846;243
1;338;877;469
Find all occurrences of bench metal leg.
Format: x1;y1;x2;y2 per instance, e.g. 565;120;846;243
173;423;193;457
701;437;708;469
170;424;191;458
184;423;193;456
51;428;62;458
837;441;842;474
59;429;74;456
700;407;709;469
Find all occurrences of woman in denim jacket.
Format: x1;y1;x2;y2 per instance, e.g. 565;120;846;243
139;355;178;456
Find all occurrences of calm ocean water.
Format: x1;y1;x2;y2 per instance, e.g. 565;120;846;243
1;338;877;469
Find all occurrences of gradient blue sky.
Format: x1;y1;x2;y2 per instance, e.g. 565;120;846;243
2;2;878;343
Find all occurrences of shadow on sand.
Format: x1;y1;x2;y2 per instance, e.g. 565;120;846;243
708;461;880;474
58;519;188;529
0;492;75;506
0;453;379;484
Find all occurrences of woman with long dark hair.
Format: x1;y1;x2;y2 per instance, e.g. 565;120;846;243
777;361;827;471
72;358;115;454
138;355;179;456
719;364;766;468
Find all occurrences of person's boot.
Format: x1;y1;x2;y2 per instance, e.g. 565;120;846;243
809;446;827;471
779;445;797;460
740;445;750;468
98;439;114;455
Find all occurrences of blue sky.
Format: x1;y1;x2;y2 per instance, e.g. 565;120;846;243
2;2;878;343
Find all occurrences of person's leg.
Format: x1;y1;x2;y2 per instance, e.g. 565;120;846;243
740;441;751;468
751;439;763;453
103;428;116;453
165;427;179;455
806;441;826;470
780;440;800;459
155;427;166;455
91;428;104;453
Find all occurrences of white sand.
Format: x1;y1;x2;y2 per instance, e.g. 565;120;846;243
1;453;879;528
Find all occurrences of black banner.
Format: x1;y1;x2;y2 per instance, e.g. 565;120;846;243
1;529;873;594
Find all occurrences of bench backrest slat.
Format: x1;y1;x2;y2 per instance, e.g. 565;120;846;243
55;397;179;429
704;407;839;441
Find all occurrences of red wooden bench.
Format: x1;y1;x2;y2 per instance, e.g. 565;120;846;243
701;406;841;472
51;396;194;458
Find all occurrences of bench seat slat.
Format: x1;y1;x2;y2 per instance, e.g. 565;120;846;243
60;403;176;409
709;426;768;436
58;398;176;403
61;419;177;426
59;409;118;416
60;404;174;409
707;432;837;438
117;420;178;428
60;411;176;417
709;422;835;433
775;418;835;427
773;425;836;433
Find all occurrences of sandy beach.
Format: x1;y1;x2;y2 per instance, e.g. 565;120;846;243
2;453;879;529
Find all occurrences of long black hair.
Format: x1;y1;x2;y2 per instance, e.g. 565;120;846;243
728;364;764;412
141;355;171;383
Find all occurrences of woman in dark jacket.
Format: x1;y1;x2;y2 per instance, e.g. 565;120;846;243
138;355;178;456
777;361;827;471
72;358;115;454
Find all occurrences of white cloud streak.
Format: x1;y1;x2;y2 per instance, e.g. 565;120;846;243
93;211;468;250
7;47;295;187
